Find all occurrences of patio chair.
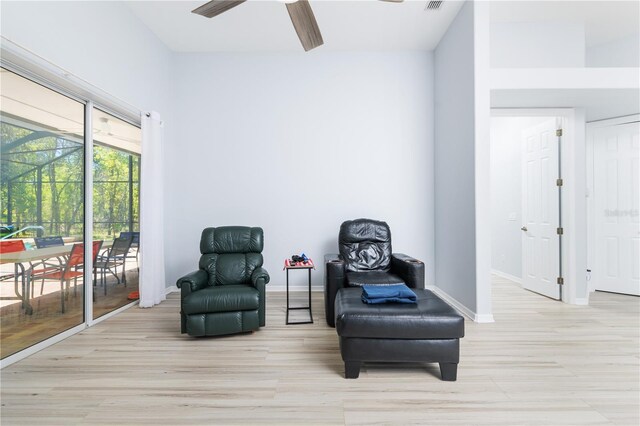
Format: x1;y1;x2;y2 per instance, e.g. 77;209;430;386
32;241;103;313
34;236;65;248
94;235;133;295
33;236;66;295
119;231;139;271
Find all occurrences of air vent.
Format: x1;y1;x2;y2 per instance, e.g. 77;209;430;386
426;1;444;10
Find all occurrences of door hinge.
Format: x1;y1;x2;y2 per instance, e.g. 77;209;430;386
556;178;563;186
557;277;564;285
556;129;563;137
557;227;564;235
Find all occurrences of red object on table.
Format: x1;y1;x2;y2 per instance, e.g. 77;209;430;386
0;240;26;254
284;258;315;270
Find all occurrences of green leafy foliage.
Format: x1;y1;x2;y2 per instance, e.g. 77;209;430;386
1;122;139;240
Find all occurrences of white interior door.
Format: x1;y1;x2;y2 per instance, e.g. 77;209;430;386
521;118;560;299
592;120;640;296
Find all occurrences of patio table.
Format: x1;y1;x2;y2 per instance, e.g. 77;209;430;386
0;241;112;315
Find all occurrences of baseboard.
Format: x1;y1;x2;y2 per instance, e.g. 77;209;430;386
574;297;589;306
163;284;322;293
426;285;495;323
267;285;324;292
491;269;522;285
475;313;496;323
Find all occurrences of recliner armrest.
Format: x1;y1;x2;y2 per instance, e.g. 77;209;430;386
176;269;208;300
391;253;425;289
250;267;269;327
325;254;346;327
250;267;270;287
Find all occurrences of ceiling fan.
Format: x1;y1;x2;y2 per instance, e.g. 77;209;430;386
192;0;405;52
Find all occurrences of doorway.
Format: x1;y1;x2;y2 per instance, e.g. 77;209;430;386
587;115;640;296
490;115;564;300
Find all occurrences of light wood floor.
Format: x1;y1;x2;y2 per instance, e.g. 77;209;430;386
1;276;638;425
1;270;139;359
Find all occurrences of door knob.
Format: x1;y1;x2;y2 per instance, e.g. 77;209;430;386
521;226;528;232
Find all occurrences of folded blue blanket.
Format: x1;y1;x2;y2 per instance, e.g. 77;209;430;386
361;284;417;304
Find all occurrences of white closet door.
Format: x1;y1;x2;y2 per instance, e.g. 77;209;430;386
592;121;640;296
521;118;560;299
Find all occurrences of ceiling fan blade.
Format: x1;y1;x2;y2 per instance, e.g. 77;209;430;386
286;0;324;52
192;0;246;18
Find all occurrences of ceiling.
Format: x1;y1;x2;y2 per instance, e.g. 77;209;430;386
125;1;639;53
125;0;465;52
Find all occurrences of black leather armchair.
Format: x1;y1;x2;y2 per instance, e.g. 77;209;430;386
176;226;270;337
324;219;425;327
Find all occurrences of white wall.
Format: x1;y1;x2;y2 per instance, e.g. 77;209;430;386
164;52;435;289
491;21;586;68
490;117;548;279
0;1;172;116
434;1;477;314
587;35;640;67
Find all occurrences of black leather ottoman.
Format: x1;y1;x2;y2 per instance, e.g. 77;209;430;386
335;288;465;380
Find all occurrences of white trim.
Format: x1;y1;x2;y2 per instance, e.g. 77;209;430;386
491;68;640;90
567;109;588;305
426;285;495;323
266;285;324;292
587;114;640;126
574;298;589;306
475;314;496;323
491;269;522;285
0;323;85;369
166;285;325;293
492;108;577;118
586;119;596;293
473;0;493;322
168;284;325;294
84;102;94;325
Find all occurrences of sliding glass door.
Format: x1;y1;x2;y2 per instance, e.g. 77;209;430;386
0;68;85;359
0;68;142;361
92;108;141;319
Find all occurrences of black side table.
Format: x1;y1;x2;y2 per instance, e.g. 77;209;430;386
283;259;315;325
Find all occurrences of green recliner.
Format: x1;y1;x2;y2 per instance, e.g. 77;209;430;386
176;226;270;337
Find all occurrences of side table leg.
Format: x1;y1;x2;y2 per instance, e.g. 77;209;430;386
308;267;313;323
286;268;290;325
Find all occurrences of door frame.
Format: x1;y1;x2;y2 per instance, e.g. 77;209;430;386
490;108;588;305
586;114;640;293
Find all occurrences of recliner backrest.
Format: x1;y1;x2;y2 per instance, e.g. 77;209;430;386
339;219;392;272
198;226;264;286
